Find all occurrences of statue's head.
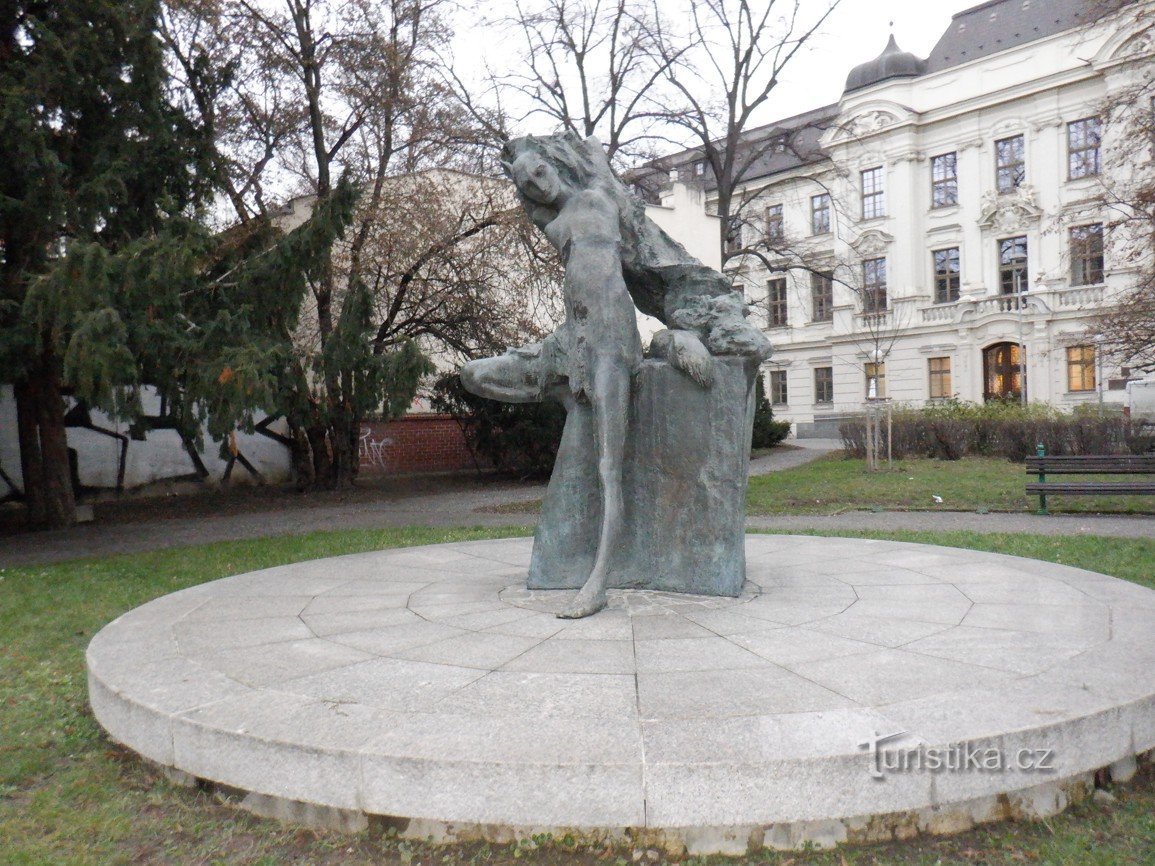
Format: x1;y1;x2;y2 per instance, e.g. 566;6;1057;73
500;132;606;204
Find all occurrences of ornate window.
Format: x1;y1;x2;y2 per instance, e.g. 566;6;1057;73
767;277;788;327
814;367;834;404
765;204;784;243
1069;224;1104;286
1066;346;1096;392
928;357;952;399
861;167;885;219
995;135;1025;193
862;258;887;312
811;193;831;235
811;271;834;322
769;370;788;405
931;152;958;208
933;247;961;303
1067;118;1101;179
998;236;1028;294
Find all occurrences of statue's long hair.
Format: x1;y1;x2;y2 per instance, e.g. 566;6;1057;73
500;131;732;321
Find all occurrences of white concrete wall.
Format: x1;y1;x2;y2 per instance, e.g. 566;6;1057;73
0;384;291;495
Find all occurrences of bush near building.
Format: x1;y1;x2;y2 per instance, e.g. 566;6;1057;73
839;402;1155;462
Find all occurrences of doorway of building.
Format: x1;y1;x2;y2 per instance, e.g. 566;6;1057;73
983;342;1024;401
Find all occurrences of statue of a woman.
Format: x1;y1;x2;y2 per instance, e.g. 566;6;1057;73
462;132;771;618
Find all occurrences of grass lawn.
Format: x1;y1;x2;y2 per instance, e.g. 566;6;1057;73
746;454;1155;515
2;526;1154;865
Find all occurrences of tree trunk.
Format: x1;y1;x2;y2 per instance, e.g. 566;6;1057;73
329;411;358;489
306;423;333;489
288;423;314;491
14;354;77;530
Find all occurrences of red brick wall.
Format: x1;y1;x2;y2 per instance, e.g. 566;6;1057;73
358;414;480;475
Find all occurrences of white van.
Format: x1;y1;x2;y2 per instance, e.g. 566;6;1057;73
1126;379;1155;421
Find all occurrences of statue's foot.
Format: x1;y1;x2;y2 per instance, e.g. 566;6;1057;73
557;585;607;619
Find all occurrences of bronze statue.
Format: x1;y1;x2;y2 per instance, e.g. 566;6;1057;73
462;132;770;618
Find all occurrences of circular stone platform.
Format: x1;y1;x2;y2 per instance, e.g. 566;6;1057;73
87;535;1155;855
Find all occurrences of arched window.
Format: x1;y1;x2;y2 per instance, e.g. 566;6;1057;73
983;342;1024;402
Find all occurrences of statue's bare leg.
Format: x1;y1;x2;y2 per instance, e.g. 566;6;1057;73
559;355;630;619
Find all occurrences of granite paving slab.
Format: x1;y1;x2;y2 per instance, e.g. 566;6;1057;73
88;535;1155;855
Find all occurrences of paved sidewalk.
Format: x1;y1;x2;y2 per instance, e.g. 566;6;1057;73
747;438;841;476
2;439;1151;568
747;511;1155;540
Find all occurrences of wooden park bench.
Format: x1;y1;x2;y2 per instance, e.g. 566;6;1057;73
1025;448;1155;514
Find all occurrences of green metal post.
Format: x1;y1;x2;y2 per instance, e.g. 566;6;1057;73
1036;442;1048;515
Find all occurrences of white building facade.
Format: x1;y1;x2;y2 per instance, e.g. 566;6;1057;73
646;0;1151;437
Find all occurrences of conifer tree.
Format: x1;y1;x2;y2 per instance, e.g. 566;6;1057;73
0;0;212;528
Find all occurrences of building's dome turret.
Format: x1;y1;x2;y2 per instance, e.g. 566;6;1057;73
844;34;926;93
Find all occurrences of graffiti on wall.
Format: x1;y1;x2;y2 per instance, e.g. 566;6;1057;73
359;427;394;471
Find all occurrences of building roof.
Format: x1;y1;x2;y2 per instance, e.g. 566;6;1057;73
845;35;927;93
926;0;1106;73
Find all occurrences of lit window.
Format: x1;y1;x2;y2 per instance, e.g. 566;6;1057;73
767;277;788;327
814;367;834;403
996;135;1025;193
1066;346;1096;392
811;193;831;235
998;236;1028;294
769;370;788;405
933;247;961;303
931;152;958;208
862;258;887;312
1068;118;1101;179
765;204;784;243
1069;224;1104;286
811;271;833;322
928;357;952;399
865;362;887;399
861;167;885;219
695;160;706;177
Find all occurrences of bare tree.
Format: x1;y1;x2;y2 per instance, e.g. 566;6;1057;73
460;0;681;166
649;0;842;263
342;170;563;366
1081;1;1155;373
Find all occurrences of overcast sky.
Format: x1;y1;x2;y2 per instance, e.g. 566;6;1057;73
765;0;974;118
455;0;983;137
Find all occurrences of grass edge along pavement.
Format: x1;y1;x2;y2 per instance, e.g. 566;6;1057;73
745;454;1155;516
2;525;1154;865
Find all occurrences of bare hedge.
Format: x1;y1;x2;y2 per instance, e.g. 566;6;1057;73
839;401;1155;462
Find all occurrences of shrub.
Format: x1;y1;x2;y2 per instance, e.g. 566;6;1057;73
430;373;565;479
752;375;792;449
839;401;1141;462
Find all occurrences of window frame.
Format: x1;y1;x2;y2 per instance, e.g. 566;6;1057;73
810;271;834;322
1067;117;1102;180
998;235;1029;294
865;362;887;399
769;370;788;406
1066;345;1096;392
861;166;885;220
995;134;1025;193
928;356;952;399
861;257;888;313
933;247;961;304
814;366;834;404
811;193;831;235
767;277;789;327
765;203;784;243
931;152;958;208
1069;223;1104;286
